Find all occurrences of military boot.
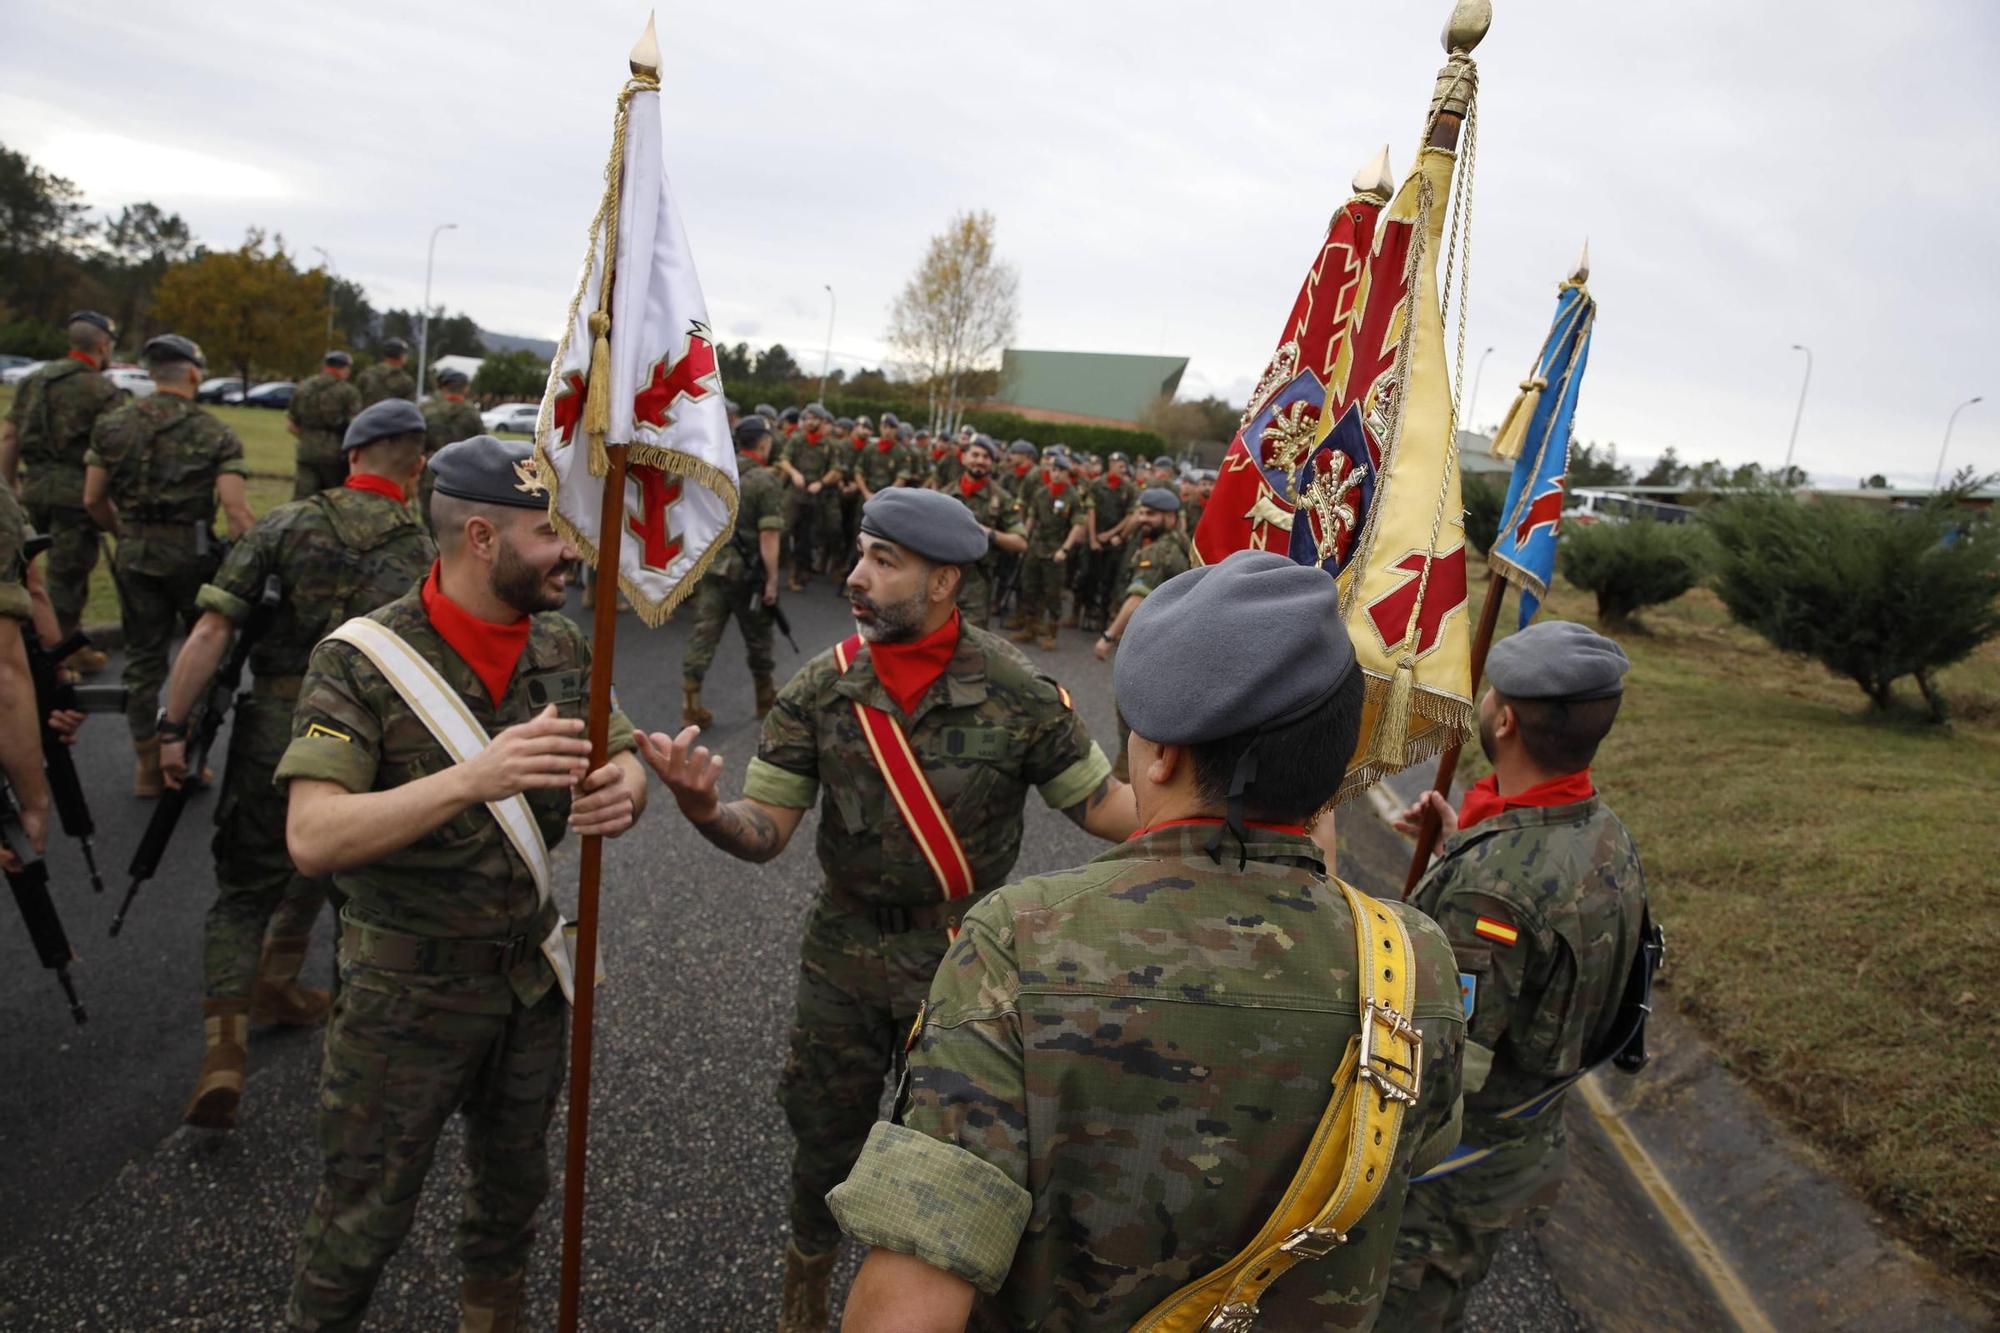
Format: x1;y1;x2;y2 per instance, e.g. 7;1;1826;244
754;675;778;718
1011;617;1042;645
64;645;109;676
250;937;332;1026
1037;626;1060;653
458;1272;524;1333
682;681;713;729
1003;609;1028;632
134;736;163;798
777;1241;836;1333
183;998;250;1129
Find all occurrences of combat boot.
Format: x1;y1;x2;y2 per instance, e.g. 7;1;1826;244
134;736;163;798
1011;618;1042;645
458;1272;524;1333
777;1241;836;1333
1037;627;1060;653
183;998;250;1130
249;936;332;1027
64;645;109;676
754;675;778;718
682;681;713;729
1003;609;1027;632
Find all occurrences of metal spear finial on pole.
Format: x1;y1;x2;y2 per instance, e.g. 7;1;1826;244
1354;144;1397;201
630;12;660;77
1572;238;1591;284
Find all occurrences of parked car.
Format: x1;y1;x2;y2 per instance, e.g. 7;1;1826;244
104;366;156;399
1;360;46;386
244;380;295;409
0;354;36;377
481;402;541;436
1565;488;1697;527
197;377;246;403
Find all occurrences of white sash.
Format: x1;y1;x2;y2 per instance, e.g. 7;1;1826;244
325;616;598;1003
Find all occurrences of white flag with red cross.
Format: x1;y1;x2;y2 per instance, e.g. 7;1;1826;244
533;77;737;627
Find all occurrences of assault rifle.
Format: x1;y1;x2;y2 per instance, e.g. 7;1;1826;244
1;777;87;1025
109;572;281;937
735;533;800;653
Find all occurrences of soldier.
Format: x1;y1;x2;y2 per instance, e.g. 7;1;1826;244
1011;449;1088;652
1149;454;1177;488
681;417;787;729
1181;473;1207;535
940;435;1026;628
0;484;52;870
421;366;485;516
0;311;121;667
1075;449;1135;629
163;400;437;1132
354;337;416;406
1003;438;1038;497
780;403;843;589
83;335;255;795
287;350;361;499
1380;620;1648;1331
636;488;1135;1332
830;550;1465;1330
853;413;905;503
832;416;862;570
279;434;648;1331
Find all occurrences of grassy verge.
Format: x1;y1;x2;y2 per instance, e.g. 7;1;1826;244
1461;558;2000;1292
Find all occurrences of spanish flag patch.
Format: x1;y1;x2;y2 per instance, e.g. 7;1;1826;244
1473;916;1519;946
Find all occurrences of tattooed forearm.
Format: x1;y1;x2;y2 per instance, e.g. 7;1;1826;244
1061;777;1114;831
695;799;785;863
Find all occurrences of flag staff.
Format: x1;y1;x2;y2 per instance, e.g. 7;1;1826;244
1400;236;1590;898
557;19;659;1329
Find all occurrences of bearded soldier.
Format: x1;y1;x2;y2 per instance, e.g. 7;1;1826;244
939;435;1025;628
288;351;363;498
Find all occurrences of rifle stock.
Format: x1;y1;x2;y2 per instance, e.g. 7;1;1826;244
1;779;87;1025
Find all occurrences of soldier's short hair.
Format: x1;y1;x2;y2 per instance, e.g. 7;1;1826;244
1185;668;1365;821
1496;691;1622;773
353;430;427;477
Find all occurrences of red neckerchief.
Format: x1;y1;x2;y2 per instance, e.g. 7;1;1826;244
68;350;101;370
1047;479;1070;499
443;393;466;403
877;437;895;453
1458;768;1595;832
1012;461;1032;479
1128;816;1309;842
420;562;532;705
931;445;948;461
866;610;961;716
344;473;407;503
851;434;870;451
804;428;826;446
1039;467;1053;488
1105;473;1123;489
958;473;990;498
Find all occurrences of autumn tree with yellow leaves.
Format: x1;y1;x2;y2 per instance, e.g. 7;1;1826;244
887;210;1019;434
151;230;326;388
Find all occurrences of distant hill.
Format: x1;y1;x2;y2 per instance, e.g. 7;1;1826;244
478;328;557;361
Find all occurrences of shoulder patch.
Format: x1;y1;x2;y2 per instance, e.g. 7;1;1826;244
305;722;352;743
1458;971;1478;1019
1473;915;1520;946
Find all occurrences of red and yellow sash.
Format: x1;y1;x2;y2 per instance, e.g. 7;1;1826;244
832;634;975;905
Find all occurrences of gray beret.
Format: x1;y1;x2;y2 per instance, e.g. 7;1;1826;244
1138;486;1179;512
434;366;468;387
1486;620;1629;701
1047;450;1074;471
324;350;353;368
143;333;206;368
1006;439;1036;458
426;435;549;509
381;337;409;356
859;488;989;564
343;398;427;451
67;310;115;336
1117;550;1356;745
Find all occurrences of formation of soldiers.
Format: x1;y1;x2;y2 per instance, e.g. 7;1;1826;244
1;310;1654;1333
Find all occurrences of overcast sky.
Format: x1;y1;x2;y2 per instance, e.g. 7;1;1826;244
5;1;1995;487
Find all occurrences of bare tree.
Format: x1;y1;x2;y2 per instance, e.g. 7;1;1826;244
887;210;1019;433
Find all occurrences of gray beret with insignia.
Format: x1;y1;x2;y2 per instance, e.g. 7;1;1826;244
343;398;427;452
1138;486;1179;512
859;488;989;565
1486;619;1629;701
1117;550;1355;745
426;434;549;509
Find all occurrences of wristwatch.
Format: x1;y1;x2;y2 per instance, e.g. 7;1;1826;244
155;710;189;742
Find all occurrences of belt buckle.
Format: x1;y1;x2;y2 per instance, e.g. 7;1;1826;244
1278;1225;1348;1259
1205;1302;1259;1332
1357;999;1423;1106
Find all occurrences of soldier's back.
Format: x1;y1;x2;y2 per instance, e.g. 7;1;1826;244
91;395;240;515
355;362;415;406
11;358;120;468
422;398;483;453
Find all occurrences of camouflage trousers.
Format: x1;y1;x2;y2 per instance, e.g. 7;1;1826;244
789;498;831;578
681;571;773;685
115;536;216;741
780;894;958;1253
295;441;349;499
288;965;567;1332
1019;553;1064;627
1379;1114;1568;1332
24;501;99;635
205;697;327;999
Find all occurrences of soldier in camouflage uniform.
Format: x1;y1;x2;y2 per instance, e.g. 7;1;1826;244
278;434;647;1332
161;400;436;1133
1010;449;1088;652
1075;449;1135;629
83;335;255;794
831;550;1465;1330
287;350;363;498
1;312;121;657
1181;473;1207;537
851;414;906;503
780;403;842;587
638;488;1135;1333
420;365;484;516
1380;620;1647;1331
940;436;1025;628
681;417;788;728
354;336;416;406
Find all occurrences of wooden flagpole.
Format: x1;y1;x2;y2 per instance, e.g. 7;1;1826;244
1402;568;1505;896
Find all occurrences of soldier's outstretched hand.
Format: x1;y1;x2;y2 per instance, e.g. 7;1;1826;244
1391;789;1458;859
461;704;591;802
636;726;723;822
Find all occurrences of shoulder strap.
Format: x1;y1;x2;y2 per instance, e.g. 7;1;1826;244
832;633;975;910
1132;880;1422;1333
324;617;552;903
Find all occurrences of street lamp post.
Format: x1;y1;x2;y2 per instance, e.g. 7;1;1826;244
818;283;836;406
1466;344;1494;433
312;246;335;344
1783;343;1812;478
1935;396;1984;489
417;222;459;401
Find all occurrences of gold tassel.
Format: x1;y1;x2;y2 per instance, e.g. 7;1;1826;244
1368;656;1417;767
584;310;613;475
1487;376;1546;462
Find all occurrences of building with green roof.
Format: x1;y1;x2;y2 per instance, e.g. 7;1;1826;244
987;349;1188;429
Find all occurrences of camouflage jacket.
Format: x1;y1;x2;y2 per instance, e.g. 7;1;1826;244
354;361;416;406
945;477;1025;587
422;395;484;455
276;585;635;1009
0;487;27;621
1021;480;1088;555
7;356;121;507
743;622;1111;906
710;459;789;581
928;446;962;490
851;437;904;492
1089;474;1134;532
784;429;841;486
287;373;363;463
828;823;1466;1329
1118;527;1192;600
86;395;247;523
197;485;435;682
1411;795;1646;1128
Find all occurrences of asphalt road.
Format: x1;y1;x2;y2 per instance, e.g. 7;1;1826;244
0;575;1577;1330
